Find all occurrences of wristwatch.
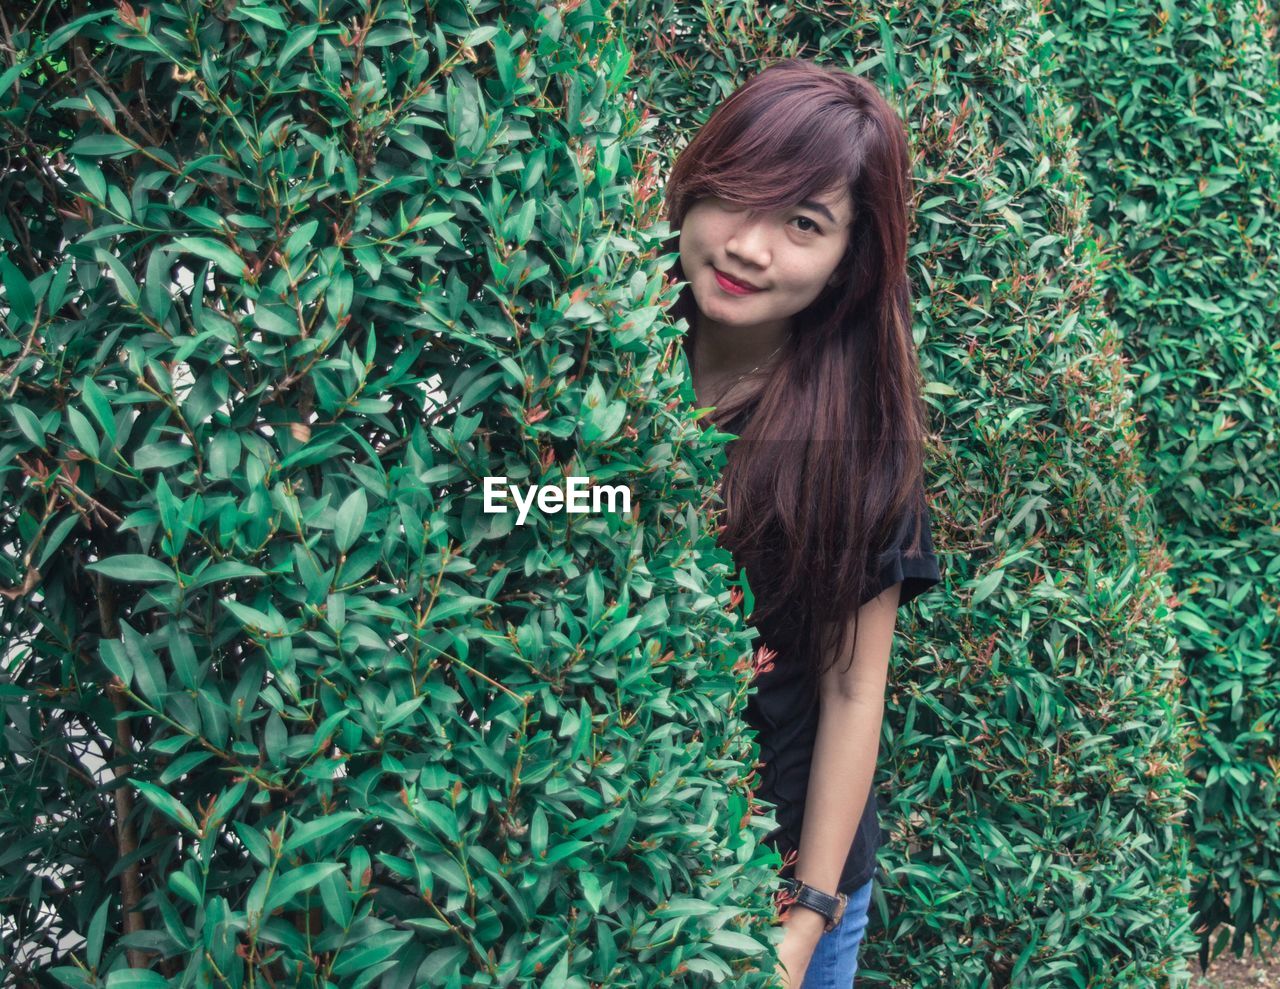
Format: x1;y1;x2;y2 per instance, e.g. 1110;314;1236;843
780;878;848;932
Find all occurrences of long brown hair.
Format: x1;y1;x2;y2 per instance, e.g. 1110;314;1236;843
663;57;931;703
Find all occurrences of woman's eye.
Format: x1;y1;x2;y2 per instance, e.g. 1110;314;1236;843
793;216;822;234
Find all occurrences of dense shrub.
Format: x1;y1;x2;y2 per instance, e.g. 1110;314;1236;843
1042;0;1280;964
0;1;782;985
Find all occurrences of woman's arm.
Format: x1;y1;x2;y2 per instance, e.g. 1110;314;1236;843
775;582;902;980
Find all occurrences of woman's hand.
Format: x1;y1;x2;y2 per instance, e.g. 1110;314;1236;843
773;906;826;987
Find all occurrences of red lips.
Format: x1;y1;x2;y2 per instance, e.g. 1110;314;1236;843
714;267;762;294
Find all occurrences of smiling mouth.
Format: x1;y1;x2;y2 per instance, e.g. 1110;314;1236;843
713;267;763;292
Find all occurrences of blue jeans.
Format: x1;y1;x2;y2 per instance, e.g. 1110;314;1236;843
798;876;874;989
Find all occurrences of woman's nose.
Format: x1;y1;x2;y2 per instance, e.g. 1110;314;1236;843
725;214;771;266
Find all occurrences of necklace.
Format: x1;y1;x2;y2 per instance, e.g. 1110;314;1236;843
698;342;784;410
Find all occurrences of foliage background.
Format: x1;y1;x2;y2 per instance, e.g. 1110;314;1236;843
1041;0;1280;967
3;0;1279;986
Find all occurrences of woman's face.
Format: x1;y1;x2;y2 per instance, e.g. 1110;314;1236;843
678;184;854;337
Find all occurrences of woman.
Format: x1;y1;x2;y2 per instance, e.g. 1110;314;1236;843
662;58;943;987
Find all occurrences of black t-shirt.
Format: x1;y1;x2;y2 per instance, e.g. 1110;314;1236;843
722;403;943;895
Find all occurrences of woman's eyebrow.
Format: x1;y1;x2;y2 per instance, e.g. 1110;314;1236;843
798;199;839;225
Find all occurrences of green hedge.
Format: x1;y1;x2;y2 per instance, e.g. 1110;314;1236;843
622;1;1197;985
1043;0;1280;965
0;1;782;985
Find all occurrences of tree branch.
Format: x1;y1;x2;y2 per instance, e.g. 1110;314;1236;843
97;573;153;969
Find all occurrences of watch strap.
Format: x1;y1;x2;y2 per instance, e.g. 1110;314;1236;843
781;878;848;933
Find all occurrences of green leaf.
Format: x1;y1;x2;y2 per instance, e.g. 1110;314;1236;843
415;946;468;985
39;8;115;55
99;640;132;687
150;735;191;755
284;811;365;854
1176;608;1213;634
120;621;165;702
424;595;492;624
253;304;299;336
542;951;569;989
81;377;116;441
206;779;249;831
172;236;247;277
10;405;46;449
95;247;140;306
971;568;1004;605
189;561;268;589
168;628;200;690
86;894;112;969
68;134;136;156
265;862;345;912
234;821;273;867
143;248;174;321
326;268;353;322
35;514;81;570
282;219;319;261
73;157;106;200
707;929;769;954
84;555;177;584
168;869;201;907
236;4;287;29
352;244;381;280
66;406;100;459
263;711;286;764
597;613;641;653
581;872;602;912
330;930;414;977
48;967;95;989
658;897;718;919
159;750;216;784
222;598;287;635
0;256;35;326
335;488;367;554
530;806;548;858
463;25;499;48
133;442;195;471
351;960;401;989
104;970;170;988
319;867;352;928
131;779;200;836
277;24;320;71
383;696;424;730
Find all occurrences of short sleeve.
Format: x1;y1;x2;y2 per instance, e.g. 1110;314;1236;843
868;489;943;610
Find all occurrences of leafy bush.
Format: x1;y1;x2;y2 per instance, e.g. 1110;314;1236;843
0;1;782;985
1043;0;1280;963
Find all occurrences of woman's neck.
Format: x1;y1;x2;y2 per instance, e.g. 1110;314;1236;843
690;314;789;410
690;313;789;379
